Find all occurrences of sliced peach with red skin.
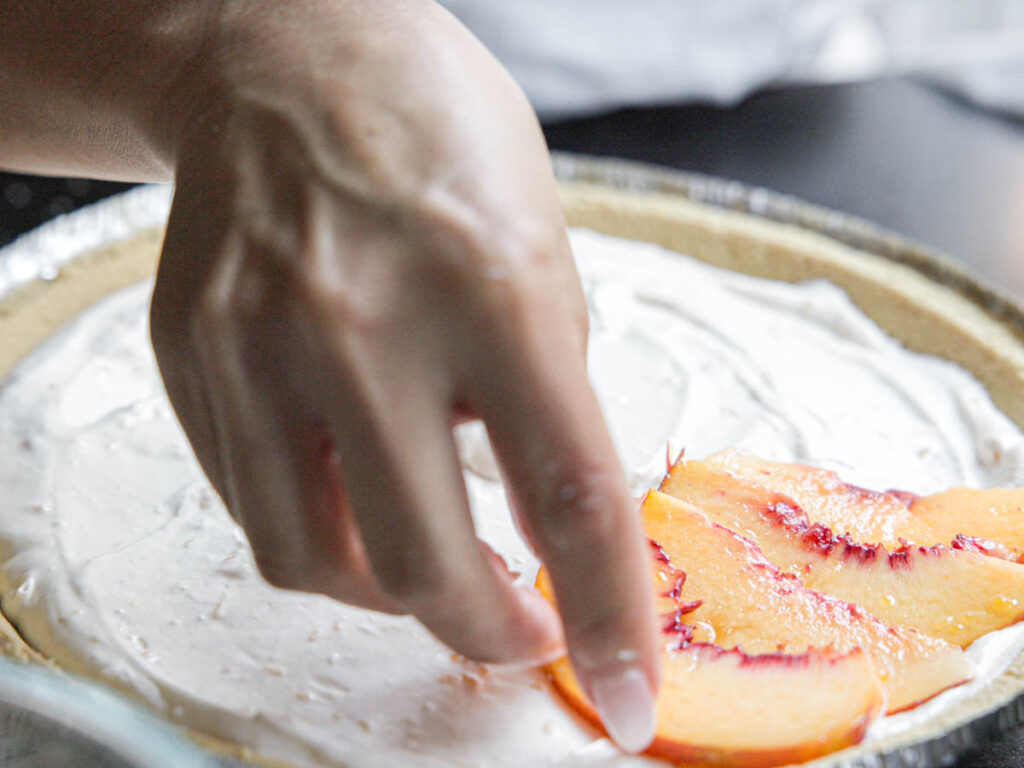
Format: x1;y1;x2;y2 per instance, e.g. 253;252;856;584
537;492;967;745
538;639;881;767
635;491;969;712
536;533;884;766
703;450;935;547
907;487;1024;562
706;450;1020;560
661;456;1024;647
646;646;880;768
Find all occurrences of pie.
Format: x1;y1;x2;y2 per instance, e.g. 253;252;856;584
2;171;1023;767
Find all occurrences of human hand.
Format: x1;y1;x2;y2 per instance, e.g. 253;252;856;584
149;0;657;751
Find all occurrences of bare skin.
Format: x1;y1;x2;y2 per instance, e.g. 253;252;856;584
1;0;657;751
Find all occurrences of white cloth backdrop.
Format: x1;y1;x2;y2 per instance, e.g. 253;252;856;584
438;1;1024;118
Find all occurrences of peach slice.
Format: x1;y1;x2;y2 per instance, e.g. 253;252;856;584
539;639;881;767
536;523;884;767
705;451;1020;560
634;491;969;712
537;493;966;746
661;456;1024;647
703;449;934;548
907;487;1024;561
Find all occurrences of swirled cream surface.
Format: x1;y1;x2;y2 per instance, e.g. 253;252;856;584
3;227;1024;767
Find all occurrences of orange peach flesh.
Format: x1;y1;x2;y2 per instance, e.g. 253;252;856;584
911;487;1024;561
704;450;934;548
664;457;1024;647
540;641;881;766
536;491;967;757
707;450;1024;561
637;491;969;713
536;559;883;768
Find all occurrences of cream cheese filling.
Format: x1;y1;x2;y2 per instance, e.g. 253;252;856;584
2;227;1024;767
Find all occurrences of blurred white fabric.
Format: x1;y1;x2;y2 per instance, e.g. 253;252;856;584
438;0;1024;118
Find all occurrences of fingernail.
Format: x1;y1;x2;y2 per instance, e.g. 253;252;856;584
591;668;656;754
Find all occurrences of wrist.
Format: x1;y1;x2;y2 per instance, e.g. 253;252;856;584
123;2;226;179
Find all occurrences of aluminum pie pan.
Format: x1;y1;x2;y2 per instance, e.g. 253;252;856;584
1;156;1023;767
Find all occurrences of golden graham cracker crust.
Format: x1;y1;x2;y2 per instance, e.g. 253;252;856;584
2;179;1024;766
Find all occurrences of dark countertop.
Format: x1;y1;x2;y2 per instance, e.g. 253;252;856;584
546;78;1024;305
3;77;1024;767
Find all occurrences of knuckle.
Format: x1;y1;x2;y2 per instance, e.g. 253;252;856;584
293;261;389;332
565;616;638;676
531;471;624;556
417;198;562;306
486;259;546;311
568;612;621;650
294;267;348;317
477;234;560;295
455;255;554;342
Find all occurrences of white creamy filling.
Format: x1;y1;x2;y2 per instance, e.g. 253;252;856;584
2;227;1024;766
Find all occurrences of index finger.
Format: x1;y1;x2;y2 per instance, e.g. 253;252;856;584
471;303;659;754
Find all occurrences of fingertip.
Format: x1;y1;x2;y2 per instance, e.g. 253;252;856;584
480;576;566;669
476;541;566;666
515;583;566;656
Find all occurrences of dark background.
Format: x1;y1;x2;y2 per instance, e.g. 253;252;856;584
3;77;1024;766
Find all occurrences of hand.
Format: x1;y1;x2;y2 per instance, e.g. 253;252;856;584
149;0;657;751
